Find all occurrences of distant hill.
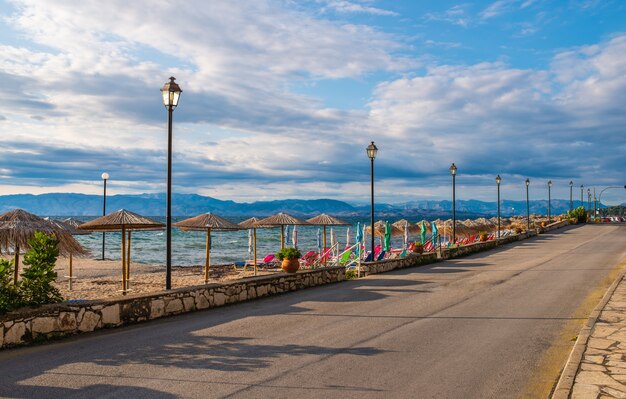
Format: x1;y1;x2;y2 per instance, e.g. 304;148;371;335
0;193;589;218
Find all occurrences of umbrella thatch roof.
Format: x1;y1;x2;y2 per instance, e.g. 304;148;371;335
0;209;88;256
366;220;403;237
174;213;242;231
238;217;261;229
47;219;90;236
78;209;164;232
254;213;310;227
392;219;421;234
306;214;350;226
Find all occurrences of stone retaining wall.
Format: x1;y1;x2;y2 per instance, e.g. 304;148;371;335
0;266;345;349
361;252;438;276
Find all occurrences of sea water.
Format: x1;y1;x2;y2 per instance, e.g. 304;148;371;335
69;217;411;266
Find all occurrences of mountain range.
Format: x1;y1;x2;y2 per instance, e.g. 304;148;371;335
0;193;604;218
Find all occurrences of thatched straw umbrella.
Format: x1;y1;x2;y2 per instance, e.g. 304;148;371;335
366;220;403;237
393;219;421;234
174;213;242;283
254;213;310;250
78;209;164;295
239;217;261;276
0;209;87;284
306;214;349;264
47;219;90;290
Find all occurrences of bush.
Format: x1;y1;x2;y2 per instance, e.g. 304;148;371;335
0;259;22;314
20;231;63;306
479;232;489;242
569;206;588;224
276;247;302;260
345;269;357;280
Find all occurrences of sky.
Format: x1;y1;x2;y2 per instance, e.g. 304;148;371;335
0;0;625;205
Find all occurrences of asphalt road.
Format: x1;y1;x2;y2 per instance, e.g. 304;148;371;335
1;224;625;399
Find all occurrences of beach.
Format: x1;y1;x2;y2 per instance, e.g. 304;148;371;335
52;257;279;301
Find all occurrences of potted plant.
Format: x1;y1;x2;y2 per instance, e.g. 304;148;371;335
412;242;424;254
479;232;489;242
276;247;302;273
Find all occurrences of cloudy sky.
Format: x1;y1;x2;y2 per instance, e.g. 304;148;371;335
1;0;625;204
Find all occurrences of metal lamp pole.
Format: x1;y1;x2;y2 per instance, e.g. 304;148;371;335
587;189;591;213
580;185;584;208
450;163;457;244
569;181;573;213
101;172;109;260
548;180;552;223
161;77;182;290
496;175;501;238
526;178;530;231
366;142;378;257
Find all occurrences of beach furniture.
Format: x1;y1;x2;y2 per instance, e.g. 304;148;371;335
306;214;350;265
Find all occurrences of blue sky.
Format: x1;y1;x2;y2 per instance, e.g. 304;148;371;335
0;0;625;205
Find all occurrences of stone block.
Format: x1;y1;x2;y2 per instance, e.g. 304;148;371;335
4;322;27;345
213;292;227;307
182;296;195;312
150;299;165;319
101;304;121;325
78;311;101;332
257;285;268;297
31;317;59;335
165;298;184;314
238;290;247;301
195;294;209;310
247;287;256;300
58;312;77;332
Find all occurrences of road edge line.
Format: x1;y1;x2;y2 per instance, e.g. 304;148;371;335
550;261;626;399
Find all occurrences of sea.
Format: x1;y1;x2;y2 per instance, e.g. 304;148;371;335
66;216;413;266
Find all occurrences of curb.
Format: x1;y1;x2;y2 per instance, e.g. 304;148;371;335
551;264;626;399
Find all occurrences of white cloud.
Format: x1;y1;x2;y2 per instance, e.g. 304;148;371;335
321;0;399;16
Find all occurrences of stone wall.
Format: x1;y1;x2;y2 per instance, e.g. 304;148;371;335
1;266;345;349
361;252;438;276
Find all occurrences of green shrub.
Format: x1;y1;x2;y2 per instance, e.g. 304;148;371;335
20;231;63;306
569;206;588;224
0;259;22;314
276;247;302;260
345;269;357;280
479;232;489;241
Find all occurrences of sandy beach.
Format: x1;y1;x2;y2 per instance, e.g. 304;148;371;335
50;257;280;301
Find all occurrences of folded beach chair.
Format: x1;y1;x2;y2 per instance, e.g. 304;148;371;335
375;250;386;261
337;250;353;265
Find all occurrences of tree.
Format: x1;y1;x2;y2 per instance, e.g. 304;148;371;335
20;231;63;306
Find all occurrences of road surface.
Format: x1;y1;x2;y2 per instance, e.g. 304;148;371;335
1;224;625;398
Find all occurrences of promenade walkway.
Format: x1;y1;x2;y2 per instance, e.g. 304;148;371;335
570;272;626;398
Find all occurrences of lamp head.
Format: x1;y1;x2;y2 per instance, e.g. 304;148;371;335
525;178;530;186
569;180;573;187
161;77;182;109
366;141;378;160
548;180;552;187
449;163;457;176
101;172;109;180
495;175;501;185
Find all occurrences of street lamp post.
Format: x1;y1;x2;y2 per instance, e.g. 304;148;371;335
101;172;109;260
548;180;552;223
450;163;457;245
161;77;182;290
580;185;584;208
366;142;378;257
569;181;573;213
526;178;530;231
496;175;501;239
588;189;591;213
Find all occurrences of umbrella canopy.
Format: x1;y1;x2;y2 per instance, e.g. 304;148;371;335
383;221;391;252
174;212;241;231
78;209;164;294
238;217;261;229
78;209;164;232
0;209;87;257
366;220;403;237
431;222;439;246
174;213;242;283
355;222;363;257
46;218;90;236
393;219;420;234
255;213;310;250
306;214;350;226
255;213;310;227
0;209;88;284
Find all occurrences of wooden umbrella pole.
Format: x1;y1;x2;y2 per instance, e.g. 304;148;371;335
323;225;327;265
253;228;257;277
280;225;285;250
68;253;73;291
13;244;19;284
126;231;132;290
204;228;211;283
121;227;127;294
